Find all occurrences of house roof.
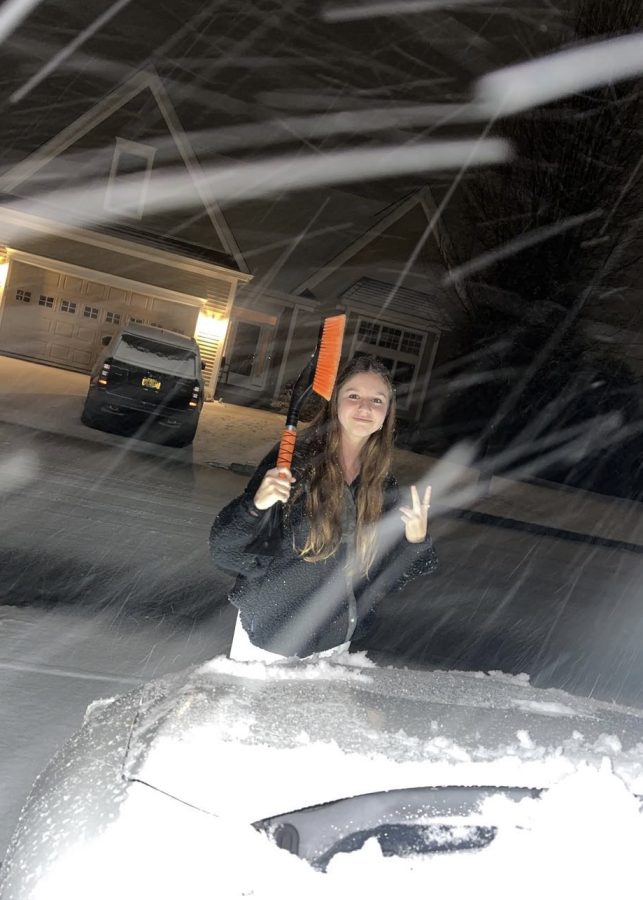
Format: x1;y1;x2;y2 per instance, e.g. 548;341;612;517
0;192;241;272
96;222;238;270
341;277;455;329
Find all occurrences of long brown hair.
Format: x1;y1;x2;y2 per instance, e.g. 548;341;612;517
294;355;396;575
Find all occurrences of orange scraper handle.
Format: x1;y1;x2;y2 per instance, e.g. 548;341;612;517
276;427;297;476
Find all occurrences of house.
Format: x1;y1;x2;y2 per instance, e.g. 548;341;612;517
0;68;462;419
0;71;251;400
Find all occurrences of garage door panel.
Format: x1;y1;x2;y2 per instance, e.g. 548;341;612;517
0;328;48;357
60;275;84;294
31;319;55;336
2;310;50;337
108;287;127;303
77;325;99;341
53;320;75;338
84;281;108;299
42;272;62;292
22;339;49;358
71;348;92;366
47;343;92;366
130;292;151;308
49;343;76;363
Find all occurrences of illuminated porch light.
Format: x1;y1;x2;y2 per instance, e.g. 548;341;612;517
0;246;9;291
196;311;228;341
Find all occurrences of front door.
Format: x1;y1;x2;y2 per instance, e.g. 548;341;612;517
224;319;272;388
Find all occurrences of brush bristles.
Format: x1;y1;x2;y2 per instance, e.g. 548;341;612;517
312;314;346;400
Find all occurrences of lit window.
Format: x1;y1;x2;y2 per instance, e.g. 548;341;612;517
16;289;31;303
61;300;77;314
105;311;121;324
38;295;54;308
83;306;99;319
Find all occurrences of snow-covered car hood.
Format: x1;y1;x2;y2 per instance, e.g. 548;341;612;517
123;653;643;822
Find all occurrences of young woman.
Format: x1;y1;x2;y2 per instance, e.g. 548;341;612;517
209;355;437;661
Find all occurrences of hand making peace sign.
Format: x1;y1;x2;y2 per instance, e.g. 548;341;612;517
399;484;432;544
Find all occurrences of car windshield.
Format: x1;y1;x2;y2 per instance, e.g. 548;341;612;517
115;335;197;378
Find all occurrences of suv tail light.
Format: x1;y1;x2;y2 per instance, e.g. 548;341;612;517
189;383;201;408
98;361;112;385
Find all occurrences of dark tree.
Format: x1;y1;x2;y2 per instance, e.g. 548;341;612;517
432;0;643;498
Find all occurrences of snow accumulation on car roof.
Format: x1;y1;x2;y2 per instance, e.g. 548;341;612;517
121;654;643;849
8;655;643;900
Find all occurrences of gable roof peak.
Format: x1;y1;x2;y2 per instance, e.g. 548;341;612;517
293;185;450;296
0;66;248;273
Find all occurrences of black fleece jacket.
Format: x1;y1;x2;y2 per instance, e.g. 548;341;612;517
209;447;438;657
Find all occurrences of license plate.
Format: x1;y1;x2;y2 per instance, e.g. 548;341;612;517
142;376;161;390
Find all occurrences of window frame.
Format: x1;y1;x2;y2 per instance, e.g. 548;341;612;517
104;137;156;221
349;315;433;413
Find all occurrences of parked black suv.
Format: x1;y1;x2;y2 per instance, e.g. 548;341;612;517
81;323;205;447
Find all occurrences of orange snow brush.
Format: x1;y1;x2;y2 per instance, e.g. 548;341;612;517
276;313;346;474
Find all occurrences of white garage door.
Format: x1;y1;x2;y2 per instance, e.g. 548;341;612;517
0;260;199;372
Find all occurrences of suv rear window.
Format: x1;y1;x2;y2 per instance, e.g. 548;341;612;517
115;334;198;378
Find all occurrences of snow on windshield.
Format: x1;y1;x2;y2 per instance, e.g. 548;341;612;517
31;765;643;900
27;655;643;900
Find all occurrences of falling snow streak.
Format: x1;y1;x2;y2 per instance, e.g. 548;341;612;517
9;0;135;104
2;137;511;240
442;210;605;286
322;0;499;23
0;0;44;44
476;33;643;116
0;100;485;177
